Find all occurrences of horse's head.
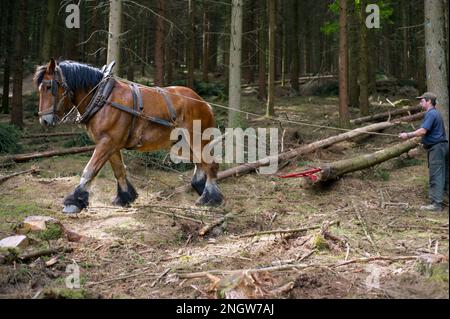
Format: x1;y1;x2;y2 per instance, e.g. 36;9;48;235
34;58;74;126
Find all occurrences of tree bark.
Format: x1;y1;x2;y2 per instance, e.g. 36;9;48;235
228;0;243;128
290;0;300;94
1;0;13;114
10;0;27;129
202;1;210;83
154;0;165;86
257;0;267;101
348;0;359;108
350;105;422;125
266;0;276;116
359;0;370;116
41;0;57;60
2;146;96;164
339;0;350;127
318;138;421;182
107;0;122;72
187;0;196;89
424;0;449;137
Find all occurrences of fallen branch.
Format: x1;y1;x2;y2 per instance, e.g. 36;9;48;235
350;105;421;125
0;167;39;184
198;213;234;236
353;203;380;255
177;255;420;279
2;146;95;163
334;255;419;267
150;208;205;224
151;268;171;288
239;220;340;238
22;132;83;139
18;247;73;261
85;267;154;287
177;262;313;279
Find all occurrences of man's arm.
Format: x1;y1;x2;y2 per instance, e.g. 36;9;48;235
399;128;427;140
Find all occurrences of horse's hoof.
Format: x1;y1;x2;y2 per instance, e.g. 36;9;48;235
63;205;82;214
196;188;224;207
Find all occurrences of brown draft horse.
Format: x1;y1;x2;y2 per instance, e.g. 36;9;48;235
34;59;223;214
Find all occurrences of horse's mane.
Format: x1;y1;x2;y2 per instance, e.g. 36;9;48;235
34;60;103;92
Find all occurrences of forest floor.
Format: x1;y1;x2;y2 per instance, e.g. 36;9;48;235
0;90;448;299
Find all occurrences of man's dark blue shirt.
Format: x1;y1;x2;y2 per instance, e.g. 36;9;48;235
420;108;447;146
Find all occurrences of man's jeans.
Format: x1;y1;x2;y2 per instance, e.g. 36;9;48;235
427;141;449;207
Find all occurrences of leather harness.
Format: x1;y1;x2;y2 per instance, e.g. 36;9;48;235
40;62;178;148
74;63;178;149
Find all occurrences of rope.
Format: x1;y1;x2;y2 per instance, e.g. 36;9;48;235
114;76;403;138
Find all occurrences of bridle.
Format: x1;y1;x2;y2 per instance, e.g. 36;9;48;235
38;66;74;123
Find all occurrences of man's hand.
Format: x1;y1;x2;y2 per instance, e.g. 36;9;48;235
399;132;409;140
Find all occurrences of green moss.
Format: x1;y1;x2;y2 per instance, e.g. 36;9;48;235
312;234;328;250
37;223;64;241
416;261;449;283
42;288;93;299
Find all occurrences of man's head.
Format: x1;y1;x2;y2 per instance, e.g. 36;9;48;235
416;92;437;110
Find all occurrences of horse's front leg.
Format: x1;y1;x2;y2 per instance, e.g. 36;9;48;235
63;139;117;214
109;151;138;207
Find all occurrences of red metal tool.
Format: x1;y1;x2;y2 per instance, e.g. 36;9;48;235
279;168;322;182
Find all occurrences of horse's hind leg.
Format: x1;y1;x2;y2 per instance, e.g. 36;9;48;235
109;151;138;206
196;162;223;206
191;164;207;196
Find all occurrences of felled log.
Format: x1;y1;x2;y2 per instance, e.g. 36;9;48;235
22;132;83;139
1;145;95;163
350;105;421;125
217;112;424;181
317;137;421;182
0;167;39;184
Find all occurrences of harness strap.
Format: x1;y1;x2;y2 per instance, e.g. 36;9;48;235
78;77;116;124
109;102;176;128
155;87;177;123
128;83;140;144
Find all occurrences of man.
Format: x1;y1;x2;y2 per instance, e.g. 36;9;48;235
399;92;449;212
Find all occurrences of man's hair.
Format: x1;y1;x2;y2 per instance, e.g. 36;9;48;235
426;98;437;106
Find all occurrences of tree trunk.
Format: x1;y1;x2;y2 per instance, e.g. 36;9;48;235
10;0;27;129
202;1;210;83
3;146;96;164
187;0;196;89
41;0;57;60
266;0;276;117
140;20;146;77
318;138;421;182
348;0;359;108
228;0;243;128
257;1;266;101
154;0;165;86
359;0;370;116
1;0;13;114
290;0;300;94
107;0;122;72
338;0;350;127
424;0;449;137
350;105;422;125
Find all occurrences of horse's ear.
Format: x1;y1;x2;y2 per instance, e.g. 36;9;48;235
47;58;56;75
